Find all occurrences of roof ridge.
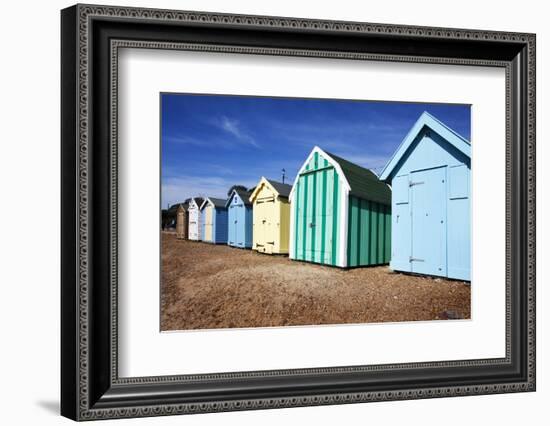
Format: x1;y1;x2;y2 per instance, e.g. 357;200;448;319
421;111;470;145
266;178;290;185
379;112;471;181
320;148;391;205
324;150;378;176
227;188;252;206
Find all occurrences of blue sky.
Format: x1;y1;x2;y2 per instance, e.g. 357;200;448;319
161;94;470;208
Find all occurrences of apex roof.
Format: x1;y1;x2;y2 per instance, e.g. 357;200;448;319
226;188;253;207
290;146;391;206
200;197;227;210
379;111;471;181
249;177;292;202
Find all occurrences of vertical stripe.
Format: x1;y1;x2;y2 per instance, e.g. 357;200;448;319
366;201;372;264
353;198;361;266
356;199;362;266
348;197;359;267
302;174;308;261
331;169;339;266
382;205;387;263
377;204;384;263
326;171;333;263
361;200;366;265
380;206;387;263
380;205;386;263
310;153;318;262
294;181;300;259
358;201;364;266
320;169;327;264
371;203;378;265
363;202;371;265
386;207;392;262
347;197;353;266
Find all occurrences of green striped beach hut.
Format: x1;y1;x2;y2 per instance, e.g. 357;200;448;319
289;146;392;268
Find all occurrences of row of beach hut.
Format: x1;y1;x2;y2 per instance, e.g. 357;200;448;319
176;177;293;254
173;112;471;281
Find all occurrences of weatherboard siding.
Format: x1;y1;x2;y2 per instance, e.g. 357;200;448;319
380;113;471;281
204;205;213;242
278;197;291;254
252;185;276;253
346;197;391;267
293;152;341;266
200;201;228;244
188;200;201;241
290;147;392;268
227;192;252;248
245;207;253;247
201;208;207;241
176;206;188;240
250;178;291;254
214;208;228;244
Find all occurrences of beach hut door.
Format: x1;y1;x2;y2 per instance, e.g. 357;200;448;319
234;202;243;246
410;167;447;276
228;205;236;245
205;205;213;241
176;209;185;239
189;208;197;239
256;198;273;253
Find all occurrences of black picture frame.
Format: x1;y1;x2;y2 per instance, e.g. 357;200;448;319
61;4;536;421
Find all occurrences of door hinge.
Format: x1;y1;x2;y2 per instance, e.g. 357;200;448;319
409;181;424;187
409;256;425;262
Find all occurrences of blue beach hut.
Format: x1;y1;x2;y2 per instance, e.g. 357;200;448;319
379;112;471;281
226;188;253;249
199;197;229;244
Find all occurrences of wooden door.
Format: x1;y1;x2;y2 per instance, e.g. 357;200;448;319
255;198;274;253
176;209;186;239
188;208;199;240
204;205;213;242
228;204;237;246
410;167;447;277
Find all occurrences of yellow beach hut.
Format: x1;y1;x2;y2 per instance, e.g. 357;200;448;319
249;177;292;254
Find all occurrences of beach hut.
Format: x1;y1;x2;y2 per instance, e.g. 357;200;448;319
226;188;253;249
200;197;229;244
162;203;180;230
289;147;391;268
175;202;189;239
379;112;471;281
187;197;203;241
249;177;292;254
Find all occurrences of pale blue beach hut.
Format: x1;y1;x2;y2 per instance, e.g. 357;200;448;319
226;188;253;249
379;112;471;281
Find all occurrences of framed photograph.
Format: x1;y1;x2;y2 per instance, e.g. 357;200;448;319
61;4;536;421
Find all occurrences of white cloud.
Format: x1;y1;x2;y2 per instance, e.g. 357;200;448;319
216;116;259;148
163;135;204;146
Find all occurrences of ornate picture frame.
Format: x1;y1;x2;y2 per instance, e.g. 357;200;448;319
61;4;535;421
